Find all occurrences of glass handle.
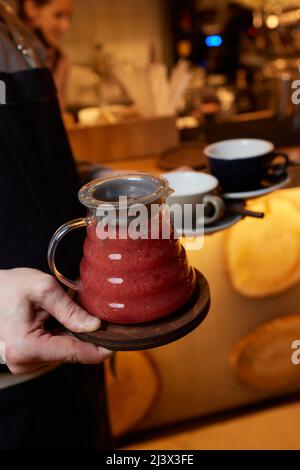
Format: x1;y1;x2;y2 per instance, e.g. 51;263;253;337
47;218;87;291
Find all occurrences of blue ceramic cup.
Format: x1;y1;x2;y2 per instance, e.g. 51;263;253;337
204;139;289;193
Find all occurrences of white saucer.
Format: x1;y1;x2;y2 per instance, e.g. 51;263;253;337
222;174;290;200
175;213;243;237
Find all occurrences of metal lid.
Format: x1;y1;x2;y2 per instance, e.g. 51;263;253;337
78;172;172;210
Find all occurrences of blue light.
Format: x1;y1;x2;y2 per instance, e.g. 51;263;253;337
205;35;222;47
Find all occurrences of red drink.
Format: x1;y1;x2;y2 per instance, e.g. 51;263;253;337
78;223;195;324
48;173;196;324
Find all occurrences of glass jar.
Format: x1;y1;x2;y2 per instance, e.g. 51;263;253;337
48;173;196;324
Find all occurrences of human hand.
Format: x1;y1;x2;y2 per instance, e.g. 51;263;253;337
0;268;112;375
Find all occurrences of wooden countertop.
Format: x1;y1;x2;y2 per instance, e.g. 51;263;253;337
123;398;300;450
103;145;300;442
108;155;161;174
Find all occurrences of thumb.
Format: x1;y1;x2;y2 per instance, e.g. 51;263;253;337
31;277;101;333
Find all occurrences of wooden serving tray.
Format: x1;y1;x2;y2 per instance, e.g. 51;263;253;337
73;270;210;351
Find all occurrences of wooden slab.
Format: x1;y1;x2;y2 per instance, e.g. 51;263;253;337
68;116;178;163
105;351;160;437
224;194;300;298
73;270;210;351
231;315;300;391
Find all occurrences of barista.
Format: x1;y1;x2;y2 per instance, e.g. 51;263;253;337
0;1;111;450
16;0;73;107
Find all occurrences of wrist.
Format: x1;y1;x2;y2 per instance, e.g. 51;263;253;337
0;340;6;365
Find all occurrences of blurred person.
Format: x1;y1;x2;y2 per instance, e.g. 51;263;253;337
17;0;74;107
0;1;111;449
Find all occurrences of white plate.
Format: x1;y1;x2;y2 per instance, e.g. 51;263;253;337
175;213;243;237
222;174;290;200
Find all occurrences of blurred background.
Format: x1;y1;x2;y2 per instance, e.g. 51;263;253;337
22;0;300;145
8;0;300;450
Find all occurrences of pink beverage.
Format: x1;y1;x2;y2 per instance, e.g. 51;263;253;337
78;222;195;323
48;173;196;324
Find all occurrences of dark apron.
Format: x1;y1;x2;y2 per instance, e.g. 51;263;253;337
0;67;111;450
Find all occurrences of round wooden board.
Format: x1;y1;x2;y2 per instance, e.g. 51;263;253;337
224;195;300;298
73;270;210;351
231;315;300;391
105;351;160;438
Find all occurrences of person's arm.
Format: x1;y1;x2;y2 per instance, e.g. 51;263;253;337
0;268;112;375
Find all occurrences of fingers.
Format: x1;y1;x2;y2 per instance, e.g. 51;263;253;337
0;270;111;376
32;333;113;365
8;361;60;376
30;276;101;333
6;333;113;374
